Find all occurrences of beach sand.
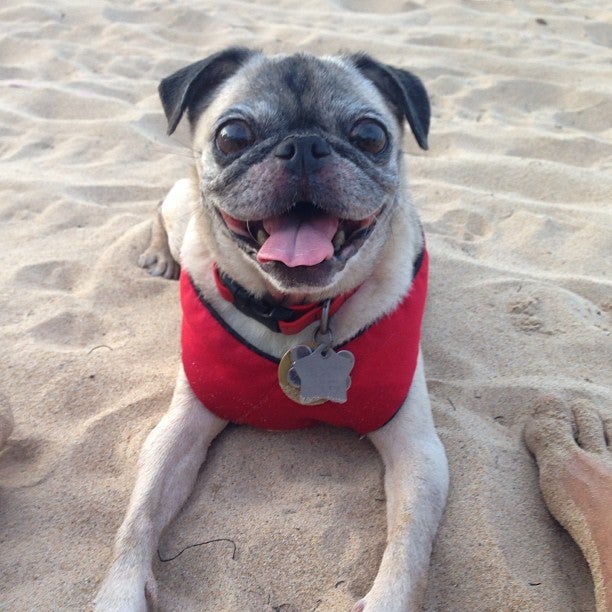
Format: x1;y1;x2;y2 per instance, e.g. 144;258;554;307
0;0;610;610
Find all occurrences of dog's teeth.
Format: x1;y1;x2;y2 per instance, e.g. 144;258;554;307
332;229;346;251
257;227;269;245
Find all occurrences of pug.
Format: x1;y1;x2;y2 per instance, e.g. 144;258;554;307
95;48;449;611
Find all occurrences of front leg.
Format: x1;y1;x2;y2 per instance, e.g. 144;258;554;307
355;355;449;611
94;367;227;611
138;203;180;280
138;178;198;280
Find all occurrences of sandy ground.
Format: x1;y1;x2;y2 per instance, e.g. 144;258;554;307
1;0;611;610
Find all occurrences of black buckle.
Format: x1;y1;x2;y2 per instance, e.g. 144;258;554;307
220;272;297;333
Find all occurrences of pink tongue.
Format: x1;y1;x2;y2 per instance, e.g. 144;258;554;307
257;214;339;267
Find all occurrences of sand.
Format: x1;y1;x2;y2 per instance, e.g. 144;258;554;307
0;0;611;610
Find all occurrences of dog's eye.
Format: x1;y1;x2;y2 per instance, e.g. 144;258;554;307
215;120;254;155
349;120;388;155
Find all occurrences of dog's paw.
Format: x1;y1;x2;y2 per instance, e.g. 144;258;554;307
138;244;179;280
351;593;407;612
94;565;157;612
352;598;366;612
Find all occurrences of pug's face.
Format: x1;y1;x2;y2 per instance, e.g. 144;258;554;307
160;49;429;297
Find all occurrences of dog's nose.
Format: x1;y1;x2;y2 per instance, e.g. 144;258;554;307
274;135;331;175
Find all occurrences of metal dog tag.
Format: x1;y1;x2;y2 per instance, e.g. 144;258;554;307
278;344;354;404
278;345;324;406
277;298;355;405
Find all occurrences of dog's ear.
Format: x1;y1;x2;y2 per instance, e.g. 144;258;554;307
349;54;430;150
159;47;257;135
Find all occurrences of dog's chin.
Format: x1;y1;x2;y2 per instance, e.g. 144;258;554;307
216;203;380;293
257;258;350;291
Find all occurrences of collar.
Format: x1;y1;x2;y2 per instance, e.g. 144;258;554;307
213;266;356;335
213;248;425;336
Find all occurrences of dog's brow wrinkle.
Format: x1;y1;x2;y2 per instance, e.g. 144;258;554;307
279;57;311;98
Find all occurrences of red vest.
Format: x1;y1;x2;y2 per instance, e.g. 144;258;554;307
181;251;428;435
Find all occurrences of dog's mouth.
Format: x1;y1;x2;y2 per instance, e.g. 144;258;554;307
220;202;379;268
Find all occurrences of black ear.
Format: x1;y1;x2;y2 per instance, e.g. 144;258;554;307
159;47;257;135
350;54;430;150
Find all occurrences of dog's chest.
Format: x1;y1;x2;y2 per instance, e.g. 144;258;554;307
179;251;428;434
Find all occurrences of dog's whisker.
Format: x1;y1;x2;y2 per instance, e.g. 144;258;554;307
246;219;256;242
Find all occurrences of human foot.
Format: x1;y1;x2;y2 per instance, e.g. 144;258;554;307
524;397;612;612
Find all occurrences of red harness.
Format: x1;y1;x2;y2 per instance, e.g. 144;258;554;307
180;250;428;435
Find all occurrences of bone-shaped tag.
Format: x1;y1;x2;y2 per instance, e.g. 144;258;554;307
285;344;354;404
